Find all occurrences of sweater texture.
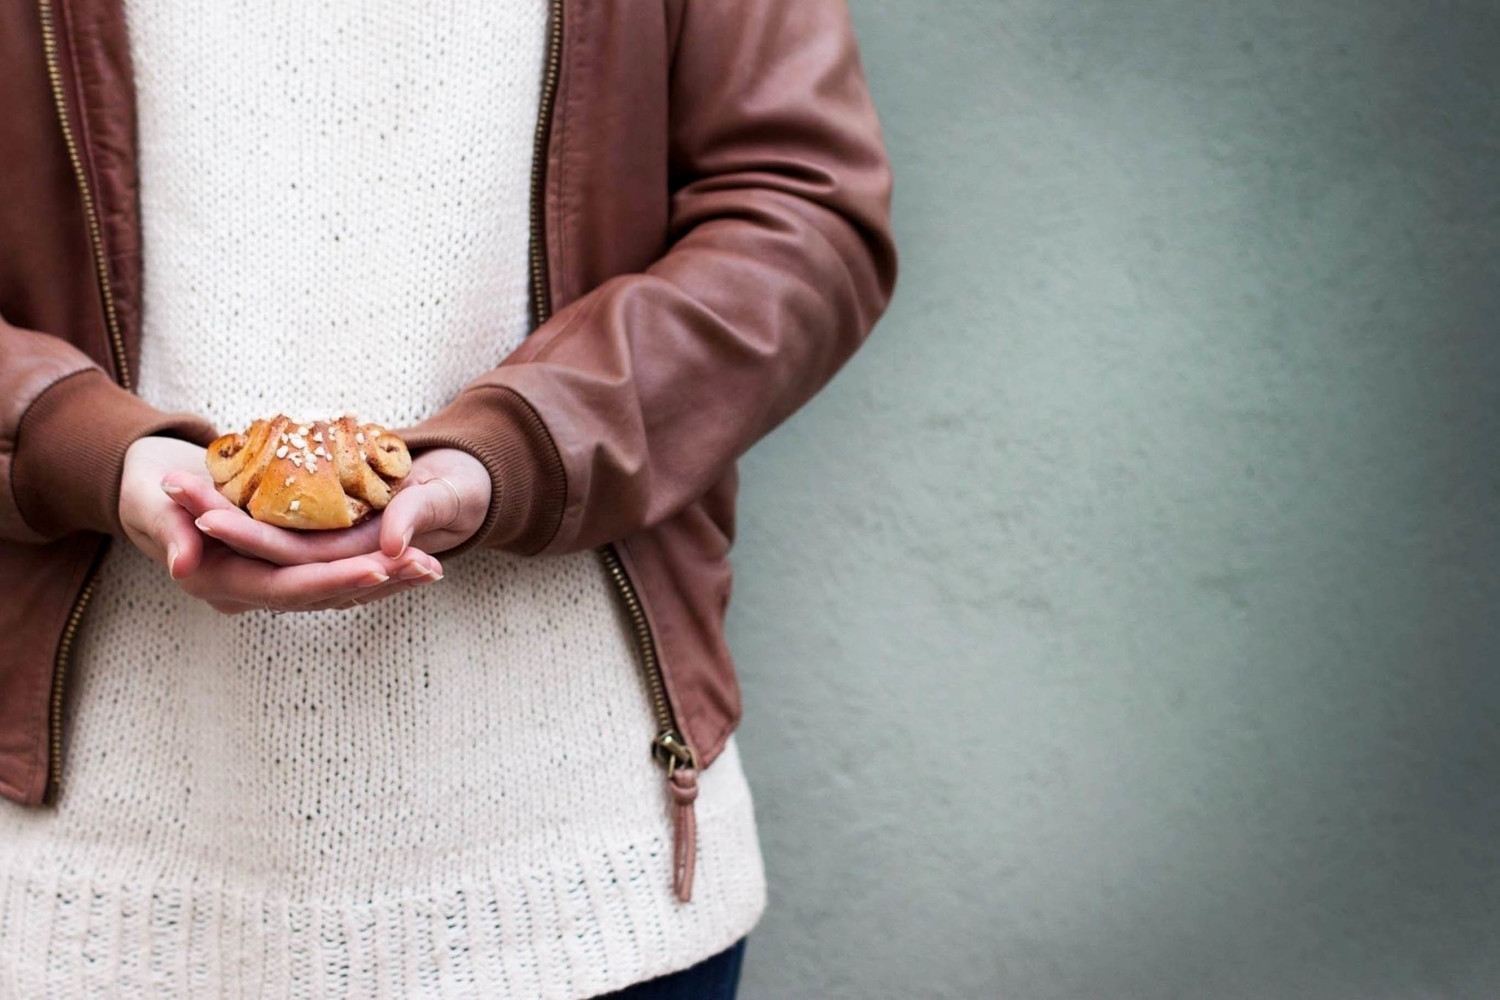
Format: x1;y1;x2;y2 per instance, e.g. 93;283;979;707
0;2;766;996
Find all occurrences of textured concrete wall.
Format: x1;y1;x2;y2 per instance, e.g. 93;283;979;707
729;2;1500;998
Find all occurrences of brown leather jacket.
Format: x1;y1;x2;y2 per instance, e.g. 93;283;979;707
0;0;896;899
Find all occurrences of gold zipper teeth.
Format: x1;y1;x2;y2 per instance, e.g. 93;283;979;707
40;0;127;804
39;0;130;392
599;546;695;771
524;0;695;775
528;0;564;328
599;544;672;732
46;578;98;802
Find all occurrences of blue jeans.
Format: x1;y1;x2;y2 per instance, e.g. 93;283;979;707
595;936;748;1000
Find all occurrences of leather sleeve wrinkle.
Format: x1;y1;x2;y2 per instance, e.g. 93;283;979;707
438;0;896;555
3;321;218;541
0;320;99;542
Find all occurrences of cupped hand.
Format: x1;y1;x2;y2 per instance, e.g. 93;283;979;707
122;435;444;614
164;446;491;567
119;435;215;579
179;543;444;615
378;447;491;558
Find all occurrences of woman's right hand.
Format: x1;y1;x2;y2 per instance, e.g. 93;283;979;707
119;435;442;613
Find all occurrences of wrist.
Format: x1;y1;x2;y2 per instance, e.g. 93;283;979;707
119;436;210;540
14;371;217;538
397;387;566;556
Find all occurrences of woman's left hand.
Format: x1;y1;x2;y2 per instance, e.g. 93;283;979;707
378;447;492;558
162;447;492;567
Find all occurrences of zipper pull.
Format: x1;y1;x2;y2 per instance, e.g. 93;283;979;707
668;765;699;902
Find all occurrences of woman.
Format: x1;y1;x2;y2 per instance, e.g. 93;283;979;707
0;0;896;995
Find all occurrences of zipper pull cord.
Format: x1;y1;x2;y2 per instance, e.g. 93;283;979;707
668;765;699;902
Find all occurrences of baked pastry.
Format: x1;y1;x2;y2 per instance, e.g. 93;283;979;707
205;415;412;529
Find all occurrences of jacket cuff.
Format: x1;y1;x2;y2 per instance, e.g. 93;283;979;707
399;385;567;557
12;370;220;539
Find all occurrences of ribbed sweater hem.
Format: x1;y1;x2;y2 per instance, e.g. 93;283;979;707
0;802;766;999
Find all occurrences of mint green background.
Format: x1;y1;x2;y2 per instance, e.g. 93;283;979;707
729;2;1500;997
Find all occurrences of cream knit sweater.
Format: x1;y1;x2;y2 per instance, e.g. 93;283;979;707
0;2;766;997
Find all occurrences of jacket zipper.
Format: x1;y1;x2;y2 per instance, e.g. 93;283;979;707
528;0;702;902
36;0;705;892
44;576;101;804
527;0;562;332
40;1;131;390
39;0;128;805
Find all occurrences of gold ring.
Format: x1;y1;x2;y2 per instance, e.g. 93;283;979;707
432;476;462;529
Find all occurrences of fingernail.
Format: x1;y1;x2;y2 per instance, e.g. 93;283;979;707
398;563;435;581
161;481;184;496
167;544;182;579
360;571;390;587
397;527;414;557
195;516;217;537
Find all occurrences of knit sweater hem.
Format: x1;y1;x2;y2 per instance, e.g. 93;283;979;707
0;800;766;999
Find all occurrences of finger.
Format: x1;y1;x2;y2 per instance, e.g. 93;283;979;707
299;574;435;613
179;546;442;611
185;549;389;610
148;501;206;580
161;471;237;519
195;508;384;567
230;561;442;614
380;478;459;558
202;556;443;614
271;551;443;611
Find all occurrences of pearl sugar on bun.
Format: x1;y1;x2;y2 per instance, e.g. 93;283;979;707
206;415;412;530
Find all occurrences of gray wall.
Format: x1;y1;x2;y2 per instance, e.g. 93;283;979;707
729;2;1500;997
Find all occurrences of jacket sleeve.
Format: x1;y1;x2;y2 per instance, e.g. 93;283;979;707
402;0;897;556
0;315;219;543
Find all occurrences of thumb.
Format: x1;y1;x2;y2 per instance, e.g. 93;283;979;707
153;499;206;579
161;470;238;520
380;478;459;558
